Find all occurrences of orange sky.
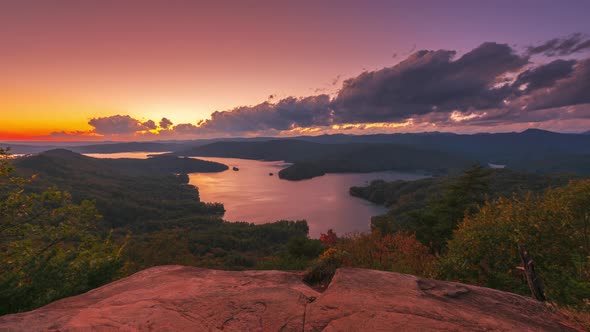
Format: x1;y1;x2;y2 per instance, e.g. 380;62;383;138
1;2;407;139
1;1;589;140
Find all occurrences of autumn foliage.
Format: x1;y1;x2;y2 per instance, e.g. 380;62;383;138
305;229;435;286
319;229;338;247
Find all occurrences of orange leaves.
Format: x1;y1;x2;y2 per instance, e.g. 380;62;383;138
319;230;435;277
319;229;338;247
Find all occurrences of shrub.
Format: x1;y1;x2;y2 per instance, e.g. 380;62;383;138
303;247;346;287
304;229;436;287
338;231;435;276
439;180;590;306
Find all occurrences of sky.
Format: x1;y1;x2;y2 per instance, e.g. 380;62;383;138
1;0;590;141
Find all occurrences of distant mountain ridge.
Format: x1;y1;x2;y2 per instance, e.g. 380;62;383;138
171;130;590;179
4;129;590;156
6;129;590;179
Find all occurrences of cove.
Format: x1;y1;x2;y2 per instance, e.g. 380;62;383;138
189;157;427;237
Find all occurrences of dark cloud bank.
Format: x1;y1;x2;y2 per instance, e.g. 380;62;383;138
79;35;590;137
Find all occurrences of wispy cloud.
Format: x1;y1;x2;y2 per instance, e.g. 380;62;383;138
527;33;590;57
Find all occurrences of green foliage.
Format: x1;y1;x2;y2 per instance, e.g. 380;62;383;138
9;142;589;314
439;180;590;306
14;150;225;230
287;236;324;259
278;162;325;180
360;165;574;252
348;165;590;306
0;147;124;314
303;247;346;287
257;236;324;271
177;140;470;181
11;149;312;277
224;253;256;268
367;164;491;252
410;164;491;251
123;220;311;272
278;144;469;180
0;147;14;177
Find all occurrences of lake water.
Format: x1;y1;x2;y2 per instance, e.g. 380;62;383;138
188;157;427;237
84;152;170;159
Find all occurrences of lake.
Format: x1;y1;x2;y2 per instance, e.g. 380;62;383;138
188;157;427;237
84;152;170;159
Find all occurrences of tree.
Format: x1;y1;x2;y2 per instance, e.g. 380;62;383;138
407;163;491;252
0;147;124;314
0;147;13;177
439;180;590;305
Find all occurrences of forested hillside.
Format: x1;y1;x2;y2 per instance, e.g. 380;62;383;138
13;150;226;230
0;148;312;314
169;130;590;179
3;145;590;325
7;130;590;177
175;140;471;180
318;165;590;311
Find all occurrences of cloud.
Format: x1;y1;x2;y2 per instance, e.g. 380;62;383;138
405;44;416;55
88;115;152;135
49;130;95;138
64;38;590;140
42;130;106;141
509;58;590;111
173;123;201;134
330;42;529;123
142;120;157;130
511;59;576;93
156;41;589;136
159;117;173;129
196;95;333;133
331;75;342;86
527;33;590;56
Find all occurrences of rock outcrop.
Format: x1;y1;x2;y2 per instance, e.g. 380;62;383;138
0;266;580;331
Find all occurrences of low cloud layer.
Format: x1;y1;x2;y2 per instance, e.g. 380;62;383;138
56;34;590;139
197;95;333;132
88;115;152;135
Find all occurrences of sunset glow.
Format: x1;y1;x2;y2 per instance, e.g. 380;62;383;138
1;1;590;141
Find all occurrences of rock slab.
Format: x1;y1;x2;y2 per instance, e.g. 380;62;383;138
0;266;580;331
